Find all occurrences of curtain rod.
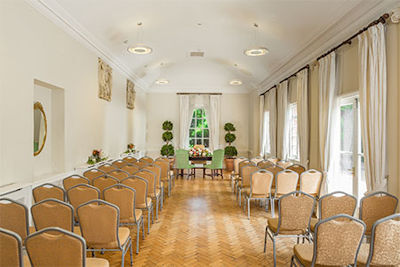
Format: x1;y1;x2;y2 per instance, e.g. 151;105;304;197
259;12;390;97
176;93;222;95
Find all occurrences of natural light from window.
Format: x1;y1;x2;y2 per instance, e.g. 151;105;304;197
287;103;299;161
189;108;209;148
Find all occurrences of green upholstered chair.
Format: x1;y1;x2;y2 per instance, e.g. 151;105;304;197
174;149;195;179
205;149;225;179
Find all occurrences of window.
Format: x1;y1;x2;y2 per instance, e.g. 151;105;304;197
263;111;271;154
189;108;209;148
287;103;299;160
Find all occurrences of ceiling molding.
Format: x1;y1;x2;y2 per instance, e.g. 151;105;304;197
257;0;398;93
147;85;252;94
25;0;148;92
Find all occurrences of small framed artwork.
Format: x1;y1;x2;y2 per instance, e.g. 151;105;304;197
98;58;112;101
126;79;135;109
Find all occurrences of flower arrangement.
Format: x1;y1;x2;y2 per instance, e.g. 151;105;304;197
189;145;212;157
87;149;107;165
125;143;136;154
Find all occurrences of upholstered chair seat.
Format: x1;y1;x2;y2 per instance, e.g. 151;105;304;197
309;218;318;232
136;197;152;209
267;218;306;235
120;209;143;224
86;257;110;267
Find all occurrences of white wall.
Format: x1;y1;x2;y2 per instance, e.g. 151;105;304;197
145;93;250;158
0;0;146;186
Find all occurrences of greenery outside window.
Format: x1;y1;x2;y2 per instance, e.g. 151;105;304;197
189;108;209;148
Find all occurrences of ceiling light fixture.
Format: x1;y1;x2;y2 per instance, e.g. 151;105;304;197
244;23;269;57
127;22;152;55
156;79;169;85
230;80;242;86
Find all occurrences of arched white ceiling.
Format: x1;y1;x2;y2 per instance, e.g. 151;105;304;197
37;0;390;93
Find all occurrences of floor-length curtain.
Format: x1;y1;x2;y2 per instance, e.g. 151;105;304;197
266;88;277;157
297;69;309;167
259;95;265;157
318;52;339;192
358;23;387;192
179;95;191;149
209;95;221;151
277;80;288;160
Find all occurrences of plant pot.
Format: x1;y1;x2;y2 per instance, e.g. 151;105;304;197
224;158;234;172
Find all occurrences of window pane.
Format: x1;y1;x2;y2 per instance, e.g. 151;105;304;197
189;129;195;137
196;119;203;128
203;129;209;138
204;139;209;148
196;109;202;118
196;139;202;145
196;129;202;138
190;119;195;128
189;139;195;147
341;104;354;152
204;119;208;128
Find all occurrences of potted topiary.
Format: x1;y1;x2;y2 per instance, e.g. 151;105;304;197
160;120;175;157
224;122;237;172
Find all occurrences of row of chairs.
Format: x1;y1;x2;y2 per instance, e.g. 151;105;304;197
262;190;399;266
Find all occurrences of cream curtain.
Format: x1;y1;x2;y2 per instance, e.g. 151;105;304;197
179;95;191;149
209;95;221;151
318;52;340;192
259;95;265;157
277;80;288;160
296;69;309;167
358;23;387;192
266;88;277;157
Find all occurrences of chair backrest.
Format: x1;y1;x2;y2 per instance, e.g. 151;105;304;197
287;164;306;175
121;176;149;208
267;157;280;164
139;156;154;164
134;170;156;196
66;184;100;218
103;184;138;223
238;160;255;178
277;160;293;169
143;164;162;188
250;156;264;165
313;214;365;266
122;156;137;164
360;191;398;234
92;175;119;195
233;157;247;174
299;169;323;197
275;170;299;196
241;165;259;187
210;149;224;169
83;168;105;182
250;170;273;196
26;227;87;267
277;191;315;233
0;198;29;240
107;169;129;181
366;213;400;265
0;228;23;267
63;175;90;190
111;159;127;169
77;200;120;249
32;183;65;202
319;191;357;220
154;160;170;179
31;198;74;232
174;150;190;169
257;160;275;169
120;164;140;175
136;160;150;169
98;163;117;173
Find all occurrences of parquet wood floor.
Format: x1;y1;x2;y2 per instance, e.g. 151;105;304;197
97;171;298;266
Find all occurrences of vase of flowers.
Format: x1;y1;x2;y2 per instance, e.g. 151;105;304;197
125;143;136;154
189;145;212;157
87;149;107;165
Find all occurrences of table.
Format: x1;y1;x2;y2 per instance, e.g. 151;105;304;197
189;156;212;178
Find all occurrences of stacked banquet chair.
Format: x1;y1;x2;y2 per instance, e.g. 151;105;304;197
233;159;255;194
237;163;259;207
230;157;246;191
154;157;174;197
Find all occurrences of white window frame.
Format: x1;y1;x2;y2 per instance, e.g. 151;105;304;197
189;108;209;148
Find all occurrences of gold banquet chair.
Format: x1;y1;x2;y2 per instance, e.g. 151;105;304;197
135;160;150;169
77;200;133;267
287;164;307;176
83;168;106;182
243;169;274;219
91;175;119;197
154;159;173;197
234;160;253;195
120;164;140;176
250;156;264;165
257;160;275;170
122;156;138;164
237;164;259;207
299;169;323;198
134;169;161;220
143;164;164;210
264;164;284;190
0;198;30;241
26;227;109;267
66;184;101;222
31;198;78;233
107;169;130;181
63;175;90;190
291;214;365;267
112;159;128;169
267;157;280;164
121;176;153;234
360;191;398;237
103;184;145;254
0;228;25;267
139;156;154;164
98;163;117;173
272;169;299;217
264;191;315;267
277;160;293;169
357;213;400;266
231;157;247;191
32;183;65;202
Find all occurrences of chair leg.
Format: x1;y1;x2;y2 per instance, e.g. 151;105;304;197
272;236;277;267
271;198;275;217
168;179;171;197
147;208;151;234
160;189;164;211
238;189;242;207
263;226;268;252
247;198;251;220
151;204;154;224
121;250;125;267
136;223;140;254
129;239;133;266
142;218;145;240
156;197;159;220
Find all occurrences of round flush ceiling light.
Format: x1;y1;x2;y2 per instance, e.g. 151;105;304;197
155;79;169;85
127;45;152;55
230;80;242;85
244;47;269;56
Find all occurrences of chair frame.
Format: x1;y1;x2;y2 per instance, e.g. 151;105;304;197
291;214;366;267
106;169;130;181
143;164;164;212
31;198;75;232
103;184;145;254
83;168;106;180
0;227;23;267
299;169;323;199
66;184;101;225
32;183;66;202
120;176;154;234
98;163;118;173
271;169;299;217
230;157;247;191
133;169;161;220
91;175;119;195
236;162;256;204
111;159;128;169
264;191;315;267
154;159;173;197
76;199;133;267
0;198;30;240
243;169;274;219
139;156;154;164
63;175;90;190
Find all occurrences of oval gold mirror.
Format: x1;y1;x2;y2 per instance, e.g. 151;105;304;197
33;101;47;156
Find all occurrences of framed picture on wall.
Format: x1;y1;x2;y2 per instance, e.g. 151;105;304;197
126;79;135;109
98;57;112;101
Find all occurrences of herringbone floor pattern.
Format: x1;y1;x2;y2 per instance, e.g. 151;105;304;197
97;171;298;266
